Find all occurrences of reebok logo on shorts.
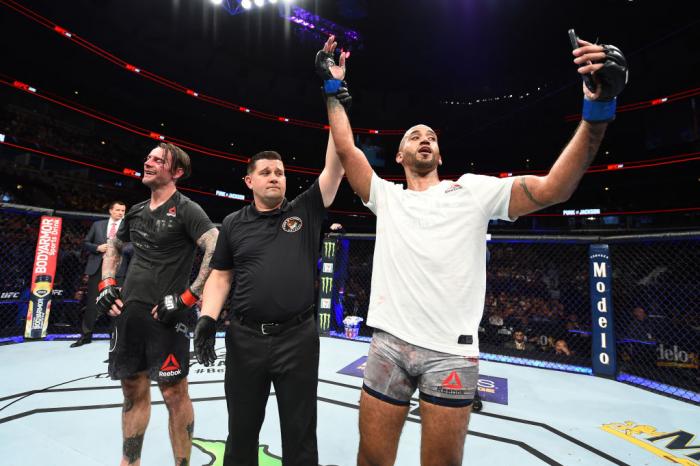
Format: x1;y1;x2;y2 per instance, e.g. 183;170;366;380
442;371;463;389
435;370;469;396
159;353;182;377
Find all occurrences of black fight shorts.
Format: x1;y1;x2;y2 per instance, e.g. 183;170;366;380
108;301;190;383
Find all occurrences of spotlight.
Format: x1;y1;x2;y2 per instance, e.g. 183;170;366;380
211;0;223;4
241;0;252;9
254;0;264;6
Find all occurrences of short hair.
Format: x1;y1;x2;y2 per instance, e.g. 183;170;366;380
108;200;126;210
399;124;437;152
247;150;283;174
158;142;191;182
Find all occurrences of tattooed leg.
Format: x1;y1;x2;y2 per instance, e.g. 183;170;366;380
160;378;194;464
123;433;145;465
120;373;151;466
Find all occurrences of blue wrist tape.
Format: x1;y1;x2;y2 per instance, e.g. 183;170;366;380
324;79;342;95
582;97;617;122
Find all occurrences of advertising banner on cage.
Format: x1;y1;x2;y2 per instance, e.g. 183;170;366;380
24;216;62;339
589;244;617;378
317;237;338;334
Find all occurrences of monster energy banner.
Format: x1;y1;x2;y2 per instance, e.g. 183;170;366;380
317;238;338;334
25;216;63;339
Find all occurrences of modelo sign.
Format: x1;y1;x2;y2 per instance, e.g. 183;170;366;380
589;244;617;377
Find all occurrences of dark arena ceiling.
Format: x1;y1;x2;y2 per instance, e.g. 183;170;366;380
1;0;699;229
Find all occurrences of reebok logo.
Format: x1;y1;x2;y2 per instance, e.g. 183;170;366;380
442;371;463;389
444;183;463;193
159;354;182;377
436;370;468;396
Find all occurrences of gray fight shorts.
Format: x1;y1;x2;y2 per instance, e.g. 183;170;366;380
363;330;479;407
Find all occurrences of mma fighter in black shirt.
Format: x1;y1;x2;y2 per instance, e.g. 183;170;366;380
97;142;219;466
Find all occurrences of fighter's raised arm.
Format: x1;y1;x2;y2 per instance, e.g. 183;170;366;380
316;35;373;203
508;36;628;218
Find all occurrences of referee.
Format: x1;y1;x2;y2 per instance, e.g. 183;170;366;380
195;131;345;465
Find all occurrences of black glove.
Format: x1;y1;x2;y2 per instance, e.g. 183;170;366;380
194;315;217;366
315;49;336;81
156;288;198;326
581;43;628;122
594;44;628;101
96;278;121;314
315;50;352;110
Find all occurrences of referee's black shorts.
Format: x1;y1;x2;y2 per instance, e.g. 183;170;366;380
108;301;190;383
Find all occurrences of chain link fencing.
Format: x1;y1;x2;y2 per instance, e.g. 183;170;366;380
0;204;208;338
322;232;699;403
610;235;700;402
1;203;697;403
482;239;592;370
0;204;109;338
0;204;50;337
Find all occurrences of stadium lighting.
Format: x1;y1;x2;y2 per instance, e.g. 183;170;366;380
254;0;265;6
241;0;252;9
210;0;223;5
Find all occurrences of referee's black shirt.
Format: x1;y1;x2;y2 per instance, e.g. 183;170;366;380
211;180;326;322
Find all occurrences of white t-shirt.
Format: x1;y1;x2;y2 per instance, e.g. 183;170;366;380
363;172;515;356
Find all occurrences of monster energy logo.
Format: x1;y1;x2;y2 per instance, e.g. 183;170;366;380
323;240;336;258
321;276;333;294
318;312;331;331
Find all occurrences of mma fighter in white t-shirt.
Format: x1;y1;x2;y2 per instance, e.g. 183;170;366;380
315;34;628;465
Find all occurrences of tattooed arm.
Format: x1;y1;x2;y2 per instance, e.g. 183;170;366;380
101;238;124;280
189;228;219;297
508;121;607;218
97;238;126;316
152;227;219;323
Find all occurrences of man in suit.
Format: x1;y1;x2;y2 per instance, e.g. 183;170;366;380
71;200;129;347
